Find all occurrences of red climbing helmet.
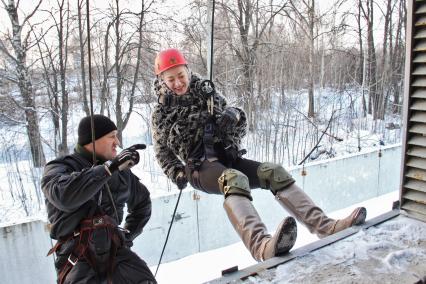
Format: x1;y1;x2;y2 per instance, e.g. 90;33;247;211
154;48;187;75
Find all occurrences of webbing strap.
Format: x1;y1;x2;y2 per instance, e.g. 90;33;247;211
203;116;217;161
54;215;121;284
57;228;91;284
158;94;192;107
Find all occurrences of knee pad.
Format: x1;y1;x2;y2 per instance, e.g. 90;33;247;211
218;169;252;200
257;162;295;194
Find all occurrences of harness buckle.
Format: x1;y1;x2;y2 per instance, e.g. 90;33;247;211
92;216;104;226
118;227;130;233
196;79;215;98
67;254;78;266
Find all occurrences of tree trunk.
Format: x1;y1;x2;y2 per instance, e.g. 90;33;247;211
114;0;124;142
100;23;112;115
59;0;69;155
307;0;315;118
363;0;377;119
377;0;392;120
5;0;45;167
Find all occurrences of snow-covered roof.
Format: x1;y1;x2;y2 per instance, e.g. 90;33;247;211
207;212;426;284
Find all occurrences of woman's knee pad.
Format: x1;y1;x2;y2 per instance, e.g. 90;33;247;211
257;162;295;194
218;169;252;200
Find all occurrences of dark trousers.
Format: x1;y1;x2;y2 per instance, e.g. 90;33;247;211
185;158;261;194
57;247;156;284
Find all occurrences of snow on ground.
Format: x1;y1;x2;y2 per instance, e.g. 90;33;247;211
252;216;426;284
0;89;409;283
0;88;403;223
151;190;407;284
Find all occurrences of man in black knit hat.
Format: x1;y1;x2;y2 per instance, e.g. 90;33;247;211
42;114;156;284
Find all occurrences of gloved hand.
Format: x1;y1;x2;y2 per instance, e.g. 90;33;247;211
225;145;239;163
216;108;240;130
175;171;188;190
104;144;146;175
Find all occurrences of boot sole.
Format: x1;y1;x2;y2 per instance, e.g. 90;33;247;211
352;207;367;226
275;216;297;256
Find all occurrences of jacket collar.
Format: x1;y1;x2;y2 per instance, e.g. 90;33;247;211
74;144;107;164
154;74;202;108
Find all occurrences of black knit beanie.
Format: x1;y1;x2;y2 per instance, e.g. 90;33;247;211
77;115;117;146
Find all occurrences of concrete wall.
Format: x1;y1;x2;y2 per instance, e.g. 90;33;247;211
0;220;56;283
0;145;401;283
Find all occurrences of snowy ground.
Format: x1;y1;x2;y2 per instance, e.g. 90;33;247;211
0;88;402;224
151;190;414;284
0;89;408;283
262;215;426;284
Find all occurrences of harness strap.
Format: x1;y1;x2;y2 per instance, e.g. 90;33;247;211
48;215;122;284
203;116;217;162
58;227;92;284
158;94;192;107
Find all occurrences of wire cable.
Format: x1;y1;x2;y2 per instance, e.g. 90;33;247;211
155;189;183;277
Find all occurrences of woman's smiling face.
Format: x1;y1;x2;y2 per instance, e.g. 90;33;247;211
161;65;190;96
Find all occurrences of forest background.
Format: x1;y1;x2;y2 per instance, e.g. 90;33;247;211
0;0;406;221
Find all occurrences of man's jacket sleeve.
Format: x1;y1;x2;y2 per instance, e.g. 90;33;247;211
41;160;110;213
124;173;152;241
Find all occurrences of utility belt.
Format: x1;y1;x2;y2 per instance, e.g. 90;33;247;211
47;215;126;284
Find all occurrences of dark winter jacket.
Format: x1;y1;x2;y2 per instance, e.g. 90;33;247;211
151;73;247;183
41;145;152;241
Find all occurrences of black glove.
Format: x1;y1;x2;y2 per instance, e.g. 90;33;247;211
175;171;188;190
105;144;146;175
216;108;240;130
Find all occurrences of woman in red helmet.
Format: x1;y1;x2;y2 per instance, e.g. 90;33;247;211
151;48;367;262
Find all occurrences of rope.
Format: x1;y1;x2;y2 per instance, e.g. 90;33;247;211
155;189;183;277
85;0;96;164
208;0;215;115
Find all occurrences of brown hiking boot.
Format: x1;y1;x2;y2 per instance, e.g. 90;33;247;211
275;184;367;239
329;207;367;236
262;216;297;260
224;195;297;261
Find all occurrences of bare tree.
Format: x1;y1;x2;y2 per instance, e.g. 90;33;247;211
284;0;346;117
77;0;90;116
218;0;287;129
356;0;367;117
34;28;61;155
360;0;379;120
390;0;405;114
57;0;71;154
292;0;316;117
98;0;153;142
32;0;72;156
0;0;46;167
